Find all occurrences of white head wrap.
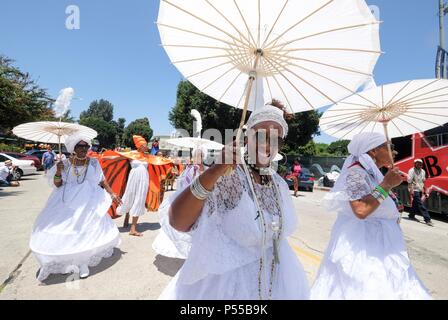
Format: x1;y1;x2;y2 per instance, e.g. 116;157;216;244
246;104;289;138
64;133;92;154
324;132;387;212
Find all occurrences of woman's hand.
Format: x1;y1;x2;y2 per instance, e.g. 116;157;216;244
381;167;405;191
111;193;123;206
211;140;240;176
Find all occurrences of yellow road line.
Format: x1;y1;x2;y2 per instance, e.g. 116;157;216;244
291;244;322;265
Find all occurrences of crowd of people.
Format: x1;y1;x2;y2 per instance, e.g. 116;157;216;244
4;99;431;299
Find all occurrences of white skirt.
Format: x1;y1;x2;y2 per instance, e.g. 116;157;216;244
30;181;121;281
310;215;432;300
159;241;310;300
117;164;149;217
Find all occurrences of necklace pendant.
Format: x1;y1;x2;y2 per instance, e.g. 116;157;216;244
273;238;280;265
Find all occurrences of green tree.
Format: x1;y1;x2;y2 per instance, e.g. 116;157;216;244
0;55;54;134
79;116;118;148
79;99;120;148
79;99;114;122
122;117;153;148
169;80;244;139
114;117;126;146
169;80;320;149
296;140;317;157
327;140;350;156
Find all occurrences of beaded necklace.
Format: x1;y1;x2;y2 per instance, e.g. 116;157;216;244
242;159;284;300
62;157;90;202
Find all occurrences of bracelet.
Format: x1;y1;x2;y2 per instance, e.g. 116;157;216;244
375;185;389;198
54;175;62;181
371;189;385;204
190;176;211;200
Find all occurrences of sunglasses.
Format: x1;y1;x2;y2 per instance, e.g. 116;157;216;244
75;143;90;149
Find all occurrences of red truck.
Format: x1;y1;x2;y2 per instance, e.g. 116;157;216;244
393;130;448;215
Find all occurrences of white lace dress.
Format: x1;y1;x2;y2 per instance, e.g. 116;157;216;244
152;165;203;259
117;159;149;217
310;166;432;300
158;166;310;300
30;158;121;281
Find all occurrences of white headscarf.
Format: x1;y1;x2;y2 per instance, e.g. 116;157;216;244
335;132;386;189
64;133;92;154
246;104;289;138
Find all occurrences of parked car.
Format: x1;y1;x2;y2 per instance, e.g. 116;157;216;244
26;149;71;162
284;167;315;192
2;151;42;170
0;153;37;180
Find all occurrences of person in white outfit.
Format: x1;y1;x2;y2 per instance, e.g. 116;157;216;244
117;135;150;237
152;148;207;259
310;132;432;300
30;134;122;281
158;100;309;300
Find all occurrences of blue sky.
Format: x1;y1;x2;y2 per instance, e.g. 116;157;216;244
0;0;441;143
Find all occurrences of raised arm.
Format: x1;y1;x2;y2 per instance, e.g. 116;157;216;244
349;167;404;220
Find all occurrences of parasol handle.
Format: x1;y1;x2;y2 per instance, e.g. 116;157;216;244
382;122;395;169
58;117;63;160
224;52;262;175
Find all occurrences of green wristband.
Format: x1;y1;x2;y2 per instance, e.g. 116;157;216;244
375;185;389;198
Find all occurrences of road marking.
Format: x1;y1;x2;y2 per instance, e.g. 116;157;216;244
291;244;322;265
0;250;32;295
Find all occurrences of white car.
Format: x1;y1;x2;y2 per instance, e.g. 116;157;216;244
0;153;37;180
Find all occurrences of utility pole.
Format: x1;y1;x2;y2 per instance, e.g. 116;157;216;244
438;0;448;78
440;0;446;50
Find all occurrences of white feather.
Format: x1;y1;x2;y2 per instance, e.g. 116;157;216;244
54;87;75;118
190;109;202;137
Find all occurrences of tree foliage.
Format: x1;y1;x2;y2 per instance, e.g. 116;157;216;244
79;99;114;122
327;140;350;156
169;80;320;151
122;117;153;148
0;55;54;134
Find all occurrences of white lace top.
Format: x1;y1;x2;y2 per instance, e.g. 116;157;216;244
165;165;298;286
337;166;399;220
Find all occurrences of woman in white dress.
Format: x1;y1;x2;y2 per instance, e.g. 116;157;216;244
30;134;122;281
310;132;432;300
152;148;207;259
159;101;309;300
117;135;150;237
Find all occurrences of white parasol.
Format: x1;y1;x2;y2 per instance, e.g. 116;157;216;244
320;78;448;164
12;121;98;154
158;0;381;118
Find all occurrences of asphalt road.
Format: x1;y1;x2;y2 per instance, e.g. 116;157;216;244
0;173;447;299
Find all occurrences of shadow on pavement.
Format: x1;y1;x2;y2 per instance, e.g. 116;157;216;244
153;254;184;277
0;189;26;198
118;222;161;234
40;248;124;286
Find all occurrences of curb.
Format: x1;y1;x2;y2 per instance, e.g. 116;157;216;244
313;186;331;192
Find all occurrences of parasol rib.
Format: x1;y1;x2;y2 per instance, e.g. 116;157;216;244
157;23;246;49
264;56;315;109
261;0;290;48
270;57;337;104
232;0;257;48
203;0;254;49
268;22;381;51
264;0;335;49
387;79;440;107
273;58;378;108
185;60;233;79
268;51;372;76
161;0;250;48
